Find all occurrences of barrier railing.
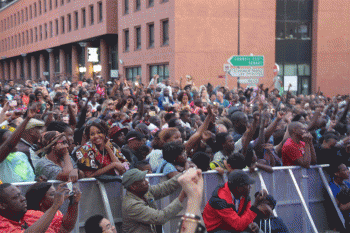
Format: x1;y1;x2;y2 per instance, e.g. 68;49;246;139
12;165;345;233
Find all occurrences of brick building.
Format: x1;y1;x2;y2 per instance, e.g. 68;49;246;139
0;0;349;95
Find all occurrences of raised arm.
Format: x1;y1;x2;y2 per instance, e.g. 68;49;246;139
0;105;37;163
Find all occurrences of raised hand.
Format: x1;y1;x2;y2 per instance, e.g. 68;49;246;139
52;183;70;209
177;168;203;198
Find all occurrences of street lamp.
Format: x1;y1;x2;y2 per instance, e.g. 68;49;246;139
237;0;241;89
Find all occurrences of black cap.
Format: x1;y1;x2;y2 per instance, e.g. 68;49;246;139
126;130;145;142
228;170;255;187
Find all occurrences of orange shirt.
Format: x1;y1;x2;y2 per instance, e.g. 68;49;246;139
0;210;63;233
22;95;29;106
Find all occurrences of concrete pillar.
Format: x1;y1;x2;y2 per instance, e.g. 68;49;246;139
59;48;66;82
16;58;21;80
84;42;93;80
4;61;9;80
71;45;79;83
47;49;55;85
39;53;45;80
100;38;109;82
31;56;37;81
10;60;15;80
22;54;29;79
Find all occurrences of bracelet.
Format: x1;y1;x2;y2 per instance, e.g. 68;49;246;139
184;213;201;220
178;217;206;233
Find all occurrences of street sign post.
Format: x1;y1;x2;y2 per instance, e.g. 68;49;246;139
228;55;264;67
229;67;264;77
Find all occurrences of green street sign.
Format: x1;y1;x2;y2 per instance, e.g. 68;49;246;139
228;55;264;67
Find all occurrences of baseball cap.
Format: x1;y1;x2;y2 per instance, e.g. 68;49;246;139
125;130;145;142
122;169;148;189
228;170;255;187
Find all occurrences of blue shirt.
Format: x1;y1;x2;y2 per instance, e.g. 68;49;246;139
329;179;350;220
156;159;177;175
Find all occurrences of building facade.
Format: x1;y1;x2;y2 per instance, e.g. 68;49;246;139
0;0;349;95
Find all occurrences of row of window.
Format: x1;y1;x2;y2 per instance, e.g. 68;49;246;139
123;19;169;52
0;1;103;33
123;0;168;15
0;3;103;52
125;63;169;82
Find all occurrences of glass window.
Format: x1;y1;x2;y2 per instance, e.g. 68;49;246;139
74;11;78;30
44;0;47;12
162;19;169;46
14;15;16;26
148;23;154;48
124;29;129;52
61;0;64;6
98;2;103;22
285;0;298;20
149;64;169;82
135;0;141;11
124;0;129;14
55;19;59;35
61;16;65;34
299;0;313;21
298;64;310;76
90;5;94;25
148;0;154;7
68;14;71;32
49;0;52;10
44;23;47;39
26;7;28;21
50;21;53;37
34;3;37;17
39;25;42;40
136;26;141;50
82;8;86;27
284;64;297;76
30;6;32;19
126;66;141;82
39;1;42;15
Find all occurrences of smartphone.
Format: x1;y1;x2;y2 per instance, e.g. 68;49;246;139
66;182;74;196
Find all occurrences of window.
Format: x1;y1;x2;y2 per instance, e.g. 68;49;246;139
39;25;42;40
26;7;28;21
135;26;141;50
44;23;47;38
55;19;59;35
30;5;32;19
98;2;103;22
30;29;33;43
135;0;141;11
124;29;129;52
61;16;65;34
39;1;42;15
22;32;25;45
44;0;47;12
67;14;71;32
148;23;154;48
61;0;64;6
55;0;58;8
124;0;129;14
14;15;16;26
161;0;169;2
49;0;52;10
35;27;38;41
18;12;20;24
49;21;53;37
26;31;29;44
34;3;37;17
126;66;141;82
18;33;21;47
82;8;86;27
148;0;154;7
149;64;169;82
162;19;169;45
15;35;17;48
74;11;78;30
90;5;94;25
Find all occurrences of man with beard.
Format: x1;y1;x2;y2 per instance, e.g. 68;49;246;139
121;168;186;233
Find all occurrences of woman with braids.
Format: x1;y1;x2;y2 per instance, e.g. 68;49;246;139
75;119;129;177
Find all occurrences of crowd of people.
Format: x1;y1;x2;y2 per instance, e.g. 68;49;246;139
0;74;349;232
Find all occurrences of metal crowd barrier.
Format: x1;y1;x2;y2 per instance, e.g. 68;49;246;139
13;165;346;233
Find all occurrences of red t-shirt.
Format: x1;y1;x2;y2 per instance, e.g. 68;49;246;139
282;138;306;166
0;210;63;233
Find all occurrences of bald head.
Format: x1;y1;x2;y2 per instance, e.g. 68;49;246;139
288;122;306;138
